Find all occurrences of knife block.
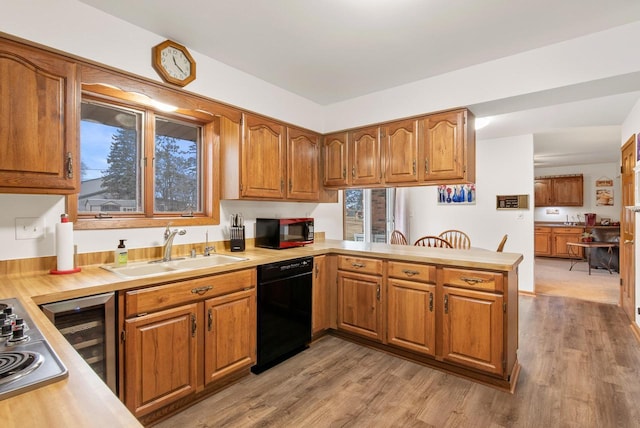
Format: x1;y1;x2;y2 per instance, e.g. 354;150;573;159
230;226;245;252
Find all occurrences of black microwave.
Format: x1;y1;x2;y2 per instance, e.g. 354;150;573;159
255;218;314;249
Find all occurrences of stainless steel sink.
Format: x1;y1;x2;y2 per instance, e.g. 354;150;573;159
102;254;248;279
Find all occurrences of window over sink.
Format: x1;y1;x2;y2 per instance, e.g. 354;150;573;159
69;64;224;230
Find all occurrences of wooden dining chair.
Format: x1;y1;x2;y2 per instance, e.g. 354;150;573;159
413;236;453;248
438;229;471;249
496;234;508;252
390;230;408;245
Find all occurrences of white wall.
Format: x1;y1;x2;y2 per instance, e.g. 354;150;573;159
621;98;640;326
407;135;535;292
534;163;621;224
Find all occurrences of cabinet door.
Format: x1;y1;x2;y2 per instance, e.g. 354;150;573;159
420;110;465;181
287;128;320;200
124;304;198;417
442;286;503;376
241;114;286;198
553;229;583;258
337;270;383;341
387;278;435;356
350;126;381;186
0;39;78;193
382;119;419;184
323;132;348;187
312;255;330;334
534;179;552;206
553;176;583;206
534;227;552;256
204;289;256;385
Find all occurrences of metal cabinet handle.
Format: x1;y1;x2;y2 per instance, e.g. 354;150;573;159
315;264;319;278
191;285;213;295
460;277;486;285
412;160;416;175
425;159;429;174
207;308;213;332
429;292;433;312
352;166;356;178
444;294;449;314
66;152;73;179
376;283;380;301
624;240;634;244
402;269;419;277
351;262;366;269
191;314;196;337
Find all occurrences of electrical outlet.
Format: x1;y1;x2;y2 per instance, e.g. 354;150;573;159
15;217;45;240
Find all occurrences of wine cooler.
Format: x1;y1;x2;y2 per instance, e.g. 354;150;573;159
41;292;116;393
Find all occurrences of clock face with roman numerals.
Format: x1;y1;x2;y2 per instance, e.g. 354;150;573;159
152;40;196;87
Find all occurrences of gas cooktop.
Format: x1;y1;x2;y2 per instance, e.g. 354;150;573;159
0;298;68;400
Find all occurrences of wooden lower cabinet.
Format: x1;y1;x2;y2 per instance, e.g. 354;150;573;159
124;304;198;417
534;225;583;258
334;259;518;389
387;261;436;356
387;278;436;356
204;289;256;384
312;255;330;335
337;270;383;341
336;256;384;342
121;269;256;421
441;286;503;375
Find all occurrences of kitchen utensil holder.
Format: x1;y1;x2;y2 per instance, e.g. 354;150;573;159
230;226;245;252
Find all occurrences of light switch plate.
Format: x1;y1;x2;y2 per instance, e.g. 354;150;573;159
15;217;45;240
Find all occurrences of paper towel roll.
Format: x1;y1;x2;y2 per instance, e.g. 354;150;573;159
56;221;74;271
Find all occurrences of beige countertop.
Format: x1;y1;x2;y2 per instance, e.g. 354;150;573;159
0;239;522;427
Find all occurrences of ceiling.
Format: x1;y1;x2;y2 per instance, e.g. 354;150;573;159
79;0;640;168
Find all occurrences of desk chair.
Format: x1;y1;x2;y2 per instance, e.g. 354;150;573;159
438;230;471;249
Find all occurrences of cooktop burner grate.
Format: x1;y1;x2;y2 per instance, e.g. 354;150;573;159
0;351;44;386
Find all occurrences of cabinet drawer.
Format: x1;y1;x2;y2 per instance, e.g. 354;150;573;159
125;268;256;317
338;256;383;275
553;227;583;234
442;268;503;292
534;226;551;233
388;261;436;283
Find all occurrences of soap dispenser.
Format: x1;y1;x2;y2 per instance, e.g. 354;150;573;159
115;239;128;266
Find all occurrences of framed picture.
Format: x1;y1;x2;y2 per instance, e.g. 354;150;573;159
596;188;614;206
437;184;475;205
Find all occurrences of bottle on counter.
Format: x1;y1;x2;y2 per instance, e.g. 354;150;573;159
114;239;128;267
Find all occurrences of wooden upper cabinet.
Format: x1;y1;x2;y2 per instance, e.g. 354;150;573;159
0;38;78;193
534;178;552;206
552;175;583;206
287;128;320;201
241;113;286;199
419;109;475;183
323;132;349;187
382;119;419;184
350;126;381;186
534;175;583;206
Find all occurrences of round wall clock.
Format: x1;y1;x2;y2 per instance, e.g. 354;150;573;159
152;40;196;87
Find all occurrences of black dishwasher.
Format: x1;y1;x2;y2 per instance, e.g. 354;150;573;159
252;256;313;374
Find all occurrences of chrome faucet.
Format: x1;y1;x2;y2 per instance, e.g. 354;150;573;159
162;224;187;262
204;230;215;256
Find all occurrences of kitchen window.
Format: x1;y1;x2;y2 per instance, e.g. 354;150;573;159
344;188;396;243
69;70;221;229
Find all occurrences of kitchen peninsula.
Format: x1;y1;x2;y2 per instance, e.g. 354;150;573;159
0;240;522;426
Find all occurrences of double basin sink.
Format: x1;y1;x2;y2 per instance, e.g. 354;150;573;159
102;254;249;279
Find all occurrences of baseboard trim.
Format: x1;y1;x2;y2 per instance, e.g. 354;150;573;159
631;322;640;344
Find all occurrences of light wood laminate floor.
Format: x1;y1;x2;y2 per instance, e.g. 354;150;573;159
155;295;640;427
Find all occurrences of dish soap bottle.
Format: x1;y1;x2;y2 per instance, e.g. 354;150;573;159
115;239;128;267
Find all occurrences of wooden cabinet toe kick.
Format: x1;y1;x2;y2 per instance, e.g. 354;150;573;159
329;329;520;393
